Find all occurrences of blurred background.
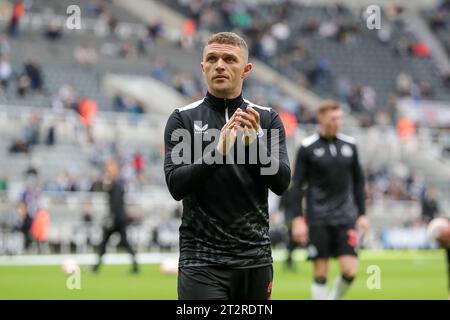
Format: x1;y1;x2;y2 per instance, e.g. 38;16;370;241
0;0;449;299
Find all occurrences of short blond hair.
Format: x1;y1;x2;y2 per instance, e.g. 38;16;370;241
318;100;341;115
204;32;249;60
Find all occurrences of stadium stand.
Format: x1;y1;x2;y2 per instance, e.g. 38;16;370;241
0;0;448;256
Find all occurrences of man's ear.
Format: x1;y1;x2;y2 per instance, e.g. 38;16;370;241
200;62;205;74
316;113;322;124
241;63;253;79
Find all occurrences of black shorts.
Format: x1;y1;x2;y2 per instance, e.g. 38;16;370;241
307;224;358;260
178;264;273;300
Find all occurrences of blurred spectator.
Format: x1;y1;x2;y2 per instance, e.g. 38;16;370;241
428;11;446;31
174;73;201;99
8;138;29;153
118;42;135;58
13;202;32;251
90;175;104;192
24;59;44;93
44;21;63;41
319;21;338;38
419;81;433;99
30;207;50;252
377;24;392;44
279;111;297;138
52;84;78;112
421;187;440;223
21;182;41;219
272;22;291;41
412;42;430;57
56;171;79;192
0;34;11;57
306;59;332;92
45;124;56;146
17;74;30;97
0;175;8;191
81;202;95;247
8;0;25;37
74;43;98;67
23;113;41;146
0;57;12;91
396;72;413;96
25;166;38;178
137;20;164;55
133;152;144;180
78;96;98;143
397;116;416;142
150;58;171;84
102;12;118;34
86;0;107;17
395;37;412;57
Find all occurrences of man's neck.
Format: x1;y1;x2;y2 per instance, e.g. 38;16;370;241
319;129;336;139
205;91;244;110
209;89;241;100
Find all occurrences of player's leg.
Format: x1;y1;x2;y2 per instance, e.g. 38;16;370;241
329;225;359;300
308;225;331;300
93;226;114;272
118;224;139;273
286;225;298;270
178;266;230;300
311;258;329;300
234;265;273;300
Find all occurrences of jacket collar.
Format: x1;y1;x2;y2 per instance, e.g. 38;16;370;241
205;91;244;111
319;133;337;141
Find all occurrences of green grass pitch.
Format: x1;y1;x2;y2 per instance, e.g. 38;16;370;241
0;250;447;300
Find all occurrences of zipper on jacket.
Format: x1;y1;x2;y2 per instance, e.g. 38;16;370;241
224;99;229;122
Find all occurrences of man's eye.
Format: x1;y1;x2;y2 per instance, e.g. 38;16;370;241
207;56;216;62
225;57;235;63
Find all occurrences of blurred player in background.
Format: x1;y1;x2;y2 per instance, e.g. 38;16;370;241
164;32;290;299
92;159;139;274
290;100;369;300
278;184;301;271
427;217;450;299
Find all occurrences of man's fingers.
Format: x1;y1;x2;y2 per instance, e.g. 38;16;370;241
246;106;260;123
224;109;240;129
238;110;258;129
236;115;253;128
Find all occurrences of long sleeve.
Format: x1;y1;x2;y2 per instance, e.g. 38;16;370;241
290;145;308;217
164;110;222;201
252;111;291;195
352;145;366;216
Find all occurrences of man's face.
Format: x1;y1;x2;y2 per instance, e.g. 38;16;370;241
201;43;252;98
105;161;119;178
318;108;343;137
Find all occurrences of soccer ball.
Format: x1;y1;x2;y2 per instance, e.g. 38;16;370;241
427;218;449;242
160;258;178;275
61;258;79;275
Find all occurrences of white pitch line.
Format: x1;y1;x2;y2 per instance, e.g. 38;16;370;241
0;253;179;266
0;250;444;266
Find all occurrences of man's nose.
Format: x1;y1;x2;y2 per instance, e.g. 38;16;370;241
215;59;225;71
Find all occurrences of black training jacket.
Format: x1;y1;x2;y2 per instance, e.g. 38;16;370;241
164;91;291;268
290;133;366;226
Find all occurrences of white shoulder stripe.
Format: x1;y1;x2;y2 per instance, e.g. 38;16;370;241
244;99;271;112
301;133;319;147
337;133;356;144
177;99;204;112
